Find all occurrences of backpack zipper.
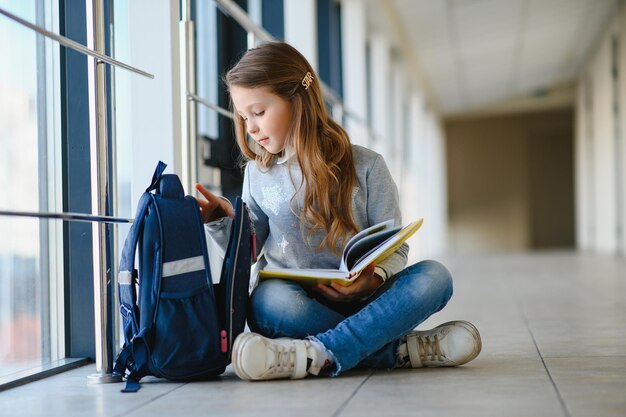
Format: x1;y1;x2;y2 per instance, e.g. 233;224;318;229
220;330;228;353
246;204;257;262
227;199;245;355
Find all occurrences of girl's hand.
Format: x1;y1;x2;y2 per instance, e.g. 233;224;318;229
312;263;383;303
194;183;235;223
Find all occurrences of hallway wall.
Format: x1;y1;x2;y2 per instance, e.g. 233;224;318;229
445;109;575;254
575;3;626;256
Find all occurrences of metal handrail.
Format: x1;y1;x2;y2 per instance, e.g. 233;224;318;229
0;210;132;224
213;0;274;42
0;7;154;79
188;92;234;119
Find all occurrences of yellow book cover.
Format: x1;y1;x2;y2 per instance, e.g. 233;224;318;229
258;218;424;286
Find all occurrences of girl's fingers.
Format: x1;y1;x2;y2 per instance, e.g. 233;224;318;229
195;196;210;210
362;262;376;276
315;284;345;301
195;183;221;205
195;183;235;220
223;203;235;219
330;281;352;295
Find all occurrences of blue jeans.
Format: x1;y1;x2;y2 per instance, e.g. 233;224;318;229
248;260;453;376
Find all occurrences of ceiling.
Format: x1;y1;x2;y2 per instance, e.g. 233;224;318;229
367;0;619;116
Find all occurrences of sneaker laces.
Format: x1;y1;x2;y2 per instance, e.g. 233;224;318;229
400;322;482;369
415;334;444;363
262;344;297;377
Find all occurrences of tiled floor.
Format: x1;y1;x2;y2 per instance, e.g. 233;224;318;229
2;251;625;417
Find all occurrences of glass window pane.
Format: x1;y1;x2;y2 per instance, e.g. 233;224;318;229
0;0;63;380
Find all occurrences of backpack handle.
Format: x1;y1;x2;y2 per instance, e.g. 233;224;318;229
145;160;167;193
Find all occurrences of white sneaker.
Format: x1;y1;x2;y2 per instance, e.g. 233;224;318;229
398;320;482;368
232;332;322;381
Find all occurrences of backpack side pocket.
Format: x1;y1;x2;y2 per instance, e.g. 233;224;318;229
151;280;226;380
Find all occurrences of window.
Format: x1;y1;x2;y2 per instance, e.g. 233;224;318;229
0;0;64;382
111;0;133;249
196;0;222;198
261;0;284;40
196;0;248;202
317;0;343;98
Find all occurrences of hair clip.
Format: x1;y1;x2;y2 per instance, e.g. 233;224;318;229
301;72;314;90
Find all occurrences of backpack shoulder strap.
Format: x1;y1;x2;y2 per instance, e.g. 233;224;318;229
119;192;152;275
115;162;168;391
114;191;151;382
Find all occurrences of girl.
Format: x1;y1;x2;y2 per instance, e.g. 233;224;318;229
195;42;481;381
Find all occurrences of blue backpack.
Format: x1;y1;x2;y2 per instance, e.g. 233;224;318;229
113;161;253;392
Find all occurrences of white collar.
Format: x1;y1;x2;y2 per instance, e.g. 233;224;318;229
276;148;295;165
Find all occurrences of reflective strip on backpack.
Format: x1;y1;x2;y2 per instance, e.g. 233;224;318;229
119;270;133;285
162;255;205;277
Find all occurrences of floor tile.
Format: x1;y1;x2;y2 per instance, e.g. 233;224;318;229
545;357;626;417
0;366;183;417
131;368;372;417
527;317;626;358
341;357;564;417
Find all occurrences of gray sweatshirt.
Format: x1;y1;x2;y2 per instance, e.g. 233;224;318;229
205;144;408;285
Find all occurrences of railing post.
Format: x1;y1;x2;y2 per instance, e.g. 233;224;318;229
86;0;121;384
180;0;197;193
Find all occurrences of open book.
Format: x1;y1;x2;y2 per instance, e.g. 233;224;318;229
258;218;424;286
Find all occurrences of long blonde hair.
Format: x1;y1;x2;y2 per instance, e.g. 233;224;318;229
226;42;358;252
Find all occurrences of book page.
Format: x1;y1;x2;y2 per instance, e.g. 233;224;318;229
344;227;401;270
339;219;395;271
348;219;423;274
